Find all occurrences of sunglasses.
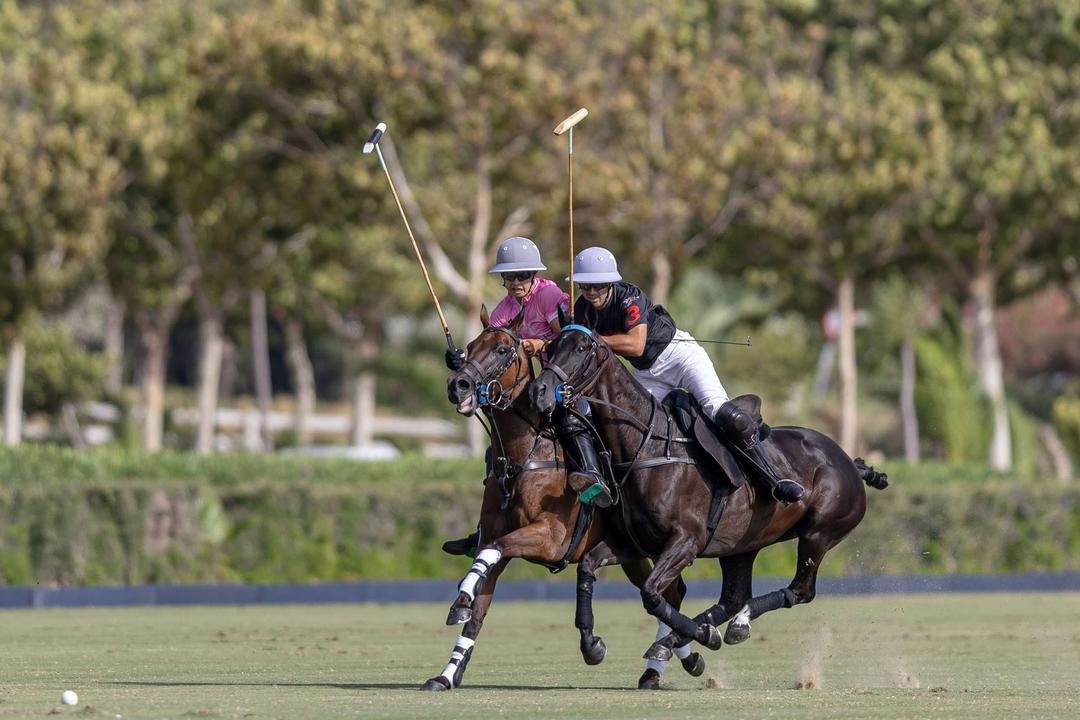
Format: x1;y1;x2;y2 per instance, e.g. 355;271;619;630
501;272;536;283
579;283;611;292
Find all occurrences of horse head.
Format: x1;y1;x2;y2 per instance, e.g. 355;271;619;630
447;305;530;416
529;324;611;416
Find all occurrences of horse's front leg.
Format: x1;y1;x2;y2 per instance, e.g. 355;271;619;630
638;532;721;653
616;557;705;689
575;542;619;667
422;557;508;691
445;517;567;626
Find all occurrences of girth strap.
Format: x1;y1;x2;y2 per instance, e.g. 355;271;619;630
614;456;697;471
539;500;595;574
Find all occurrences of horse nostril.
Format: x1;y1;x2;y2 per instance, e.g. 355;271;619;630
455;379;471;393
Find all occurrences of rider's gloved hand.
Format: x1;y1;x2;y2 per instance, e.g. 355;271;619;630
445;348;466;371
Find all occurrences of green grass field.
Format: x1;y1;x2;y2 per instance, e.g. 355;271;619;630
2;594;1079;719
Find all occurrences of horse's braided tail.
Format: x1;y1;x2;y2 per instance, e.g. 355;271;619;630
853;457;888;490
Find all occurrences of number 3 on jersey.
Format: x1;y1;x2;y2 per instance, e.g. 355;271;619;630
625;305;641;327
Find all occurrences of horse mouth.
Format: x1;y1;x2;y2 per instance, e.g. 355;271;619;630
456;395;477;416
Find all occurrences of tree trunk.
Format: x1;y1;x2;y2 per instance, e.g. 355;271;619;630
349;333;378;447
195;309;225;455
60;402;85;449
249;288;274;451
218;339;237;402
650;248;673;307
283;318;315;446
1038;423;1073;483
900;338;920;463
2;332;26;446
837;276;858;454
970;271;1011;470
137;319;168;452
104;299;125;394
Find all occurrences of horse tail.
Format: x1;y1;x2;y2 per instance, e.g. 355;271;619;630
853;457;888;490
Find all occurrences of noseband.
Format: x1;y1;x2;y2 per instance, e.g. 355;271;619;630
457;326;530;410
546;324;612;406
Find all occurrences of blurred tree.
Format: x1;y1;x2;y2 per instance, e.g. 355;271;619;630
870;275;934;461
370;0;588;452
910;1;1080;470
571;1;754;303
0;3;120;445
739;63;946;452
0;317;105;447
74;1;207;451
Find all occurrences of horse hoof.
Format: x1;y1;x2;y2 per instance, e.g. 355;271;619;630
681;652;706;677
638;669;661;690
581;636;607;666
724;621;750;645
643;641;673;662
421;676;451;692
700;624;723;651
445;605;472;626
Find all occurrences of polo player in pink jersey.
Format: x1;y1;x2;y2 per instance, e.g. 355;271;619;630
442;237;568;556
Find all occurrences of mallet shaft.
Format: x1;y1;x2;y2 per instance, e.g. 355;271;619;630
372;140;455;351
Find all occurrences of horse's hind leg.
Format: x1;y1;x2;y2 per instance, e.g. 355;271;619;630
645;551;756;661
423;557;508;691
725;532;833;645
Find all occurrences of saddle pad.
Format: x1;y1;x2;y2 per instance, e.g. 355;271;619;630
664;389;745;488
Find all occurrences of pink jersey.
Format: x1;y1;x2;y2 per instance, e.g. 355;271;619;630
489;277;569;342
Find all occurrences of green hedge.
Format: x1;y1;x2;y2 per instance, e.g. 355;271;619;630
0;446;1076;585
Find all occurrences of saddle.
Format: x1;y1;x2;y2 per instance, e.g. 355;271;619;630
663;390;770;489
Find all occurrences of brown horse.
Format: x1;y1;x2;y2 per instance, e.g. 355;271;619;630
529;324;888;663
424;309;703;691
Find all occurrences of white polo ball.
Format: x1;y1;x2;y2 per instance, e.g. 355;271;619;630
60;690;78;706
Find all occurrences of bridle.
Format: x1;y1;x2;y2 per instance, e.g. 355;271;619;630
457;326;531;411
545;324;612;406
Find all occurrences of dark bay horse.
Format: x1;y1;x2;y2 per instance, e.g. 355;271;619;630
529;325;888;662
425;309;703;691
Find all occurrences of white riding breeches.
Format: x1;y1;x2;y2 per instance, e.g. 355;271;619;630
634;330;730;418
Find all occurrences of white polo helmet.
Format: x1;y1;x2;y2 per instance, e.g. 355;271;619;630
489;236;547;273
570;247;622;283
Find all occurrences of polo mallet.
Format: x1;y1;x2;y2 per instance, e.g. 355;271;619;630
554;108;588;296
363;122;456;352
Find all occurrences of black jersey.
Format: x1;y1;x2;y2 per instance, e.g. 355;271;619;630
573;282;677;370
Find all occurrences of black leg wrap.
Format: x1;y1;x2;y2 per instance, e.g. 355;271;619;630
747;589;794;619
697;603;734;627
452;646;473;688
575;568;596;631
641;590;700;639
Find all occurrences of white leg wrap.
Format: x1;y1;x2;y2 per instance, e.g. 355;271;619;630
439;634;476;685
458;548;502;601
657;621;692;660
645;621;673;674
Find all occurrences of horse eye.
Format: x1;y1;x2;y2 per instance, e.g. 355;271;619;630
497;346;510;354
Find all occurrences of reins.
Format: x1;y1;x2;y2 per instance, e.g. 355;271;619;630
456;324;594;571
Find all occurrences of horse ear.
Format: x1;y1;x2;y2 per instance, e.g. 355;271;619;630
557;304;569;329
480;304;490;328
510;306;525;330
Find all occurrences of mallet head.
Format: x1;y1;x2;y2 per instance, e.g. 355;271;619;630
554;108;588;136
363;122;387;154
